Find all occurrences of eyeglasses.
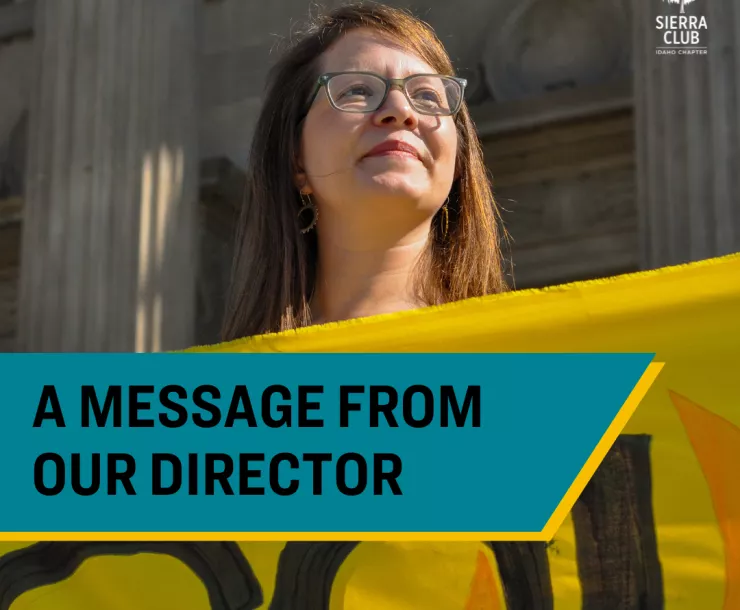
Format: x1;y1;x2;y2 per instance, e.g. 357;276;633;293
309;71;467;116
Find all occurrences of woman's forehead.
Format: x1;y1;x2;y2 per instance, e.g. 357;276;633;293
321;29;435;76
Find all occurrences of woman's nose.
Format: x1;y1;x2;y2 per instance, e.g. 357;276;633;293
373;87;419;128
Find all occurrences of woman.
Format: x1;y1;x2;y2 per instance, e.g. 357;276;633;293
221;1;508;341
219;3;527;609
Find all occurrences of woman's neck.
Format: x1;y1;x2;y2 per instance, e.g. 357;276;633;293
311;226;431;325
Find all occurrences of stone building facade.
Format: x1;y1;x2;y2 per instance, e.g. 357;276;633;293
0;0;738;352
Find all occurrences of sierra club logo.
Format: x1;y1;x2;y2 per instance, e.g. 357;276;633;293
664;0;694;14
656;0;707;55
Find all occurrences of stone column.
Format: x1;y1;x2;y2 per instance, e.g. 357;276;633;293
632;0;740;269
17;0;199;352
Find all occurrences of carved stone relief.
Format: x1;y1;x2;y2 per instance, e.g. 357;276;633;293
481;0;631;102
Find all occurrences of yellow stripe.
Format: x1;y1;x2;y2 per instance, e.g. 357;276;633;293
0;532;543;542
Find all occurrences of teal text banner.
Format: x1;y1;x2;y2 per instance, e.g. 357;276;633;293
0;353;654;536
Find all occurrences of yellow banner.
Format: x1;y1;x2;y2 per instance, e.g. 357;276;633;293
1;253;738;610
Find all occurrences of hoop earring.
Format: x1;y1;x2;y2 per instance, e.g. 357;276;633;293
298;193;318;234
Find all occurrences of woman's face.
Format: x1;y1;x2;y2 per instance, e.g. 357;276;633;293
298;29;459;239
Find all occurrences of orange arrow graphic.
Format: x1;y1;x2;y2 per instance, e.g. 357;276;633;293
670;390;740;610
464;550;503;610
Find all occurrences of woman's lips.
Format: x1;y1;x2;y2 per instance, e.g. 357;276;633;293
363;140;422;161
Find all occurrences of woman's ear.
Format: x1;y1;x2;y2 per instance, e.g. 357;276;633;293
294;171;313;195
294;154;313;195
454;159;462;182
453;140;463;181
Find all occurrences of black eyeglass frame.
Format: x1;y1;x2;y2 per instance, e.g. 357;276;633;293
307;71;468;116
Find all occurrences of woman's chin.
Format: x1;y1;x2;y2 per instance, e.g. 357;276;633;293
358;174;430;202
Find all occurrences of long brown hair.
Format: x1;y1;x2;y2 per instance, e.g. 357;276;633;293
221;1;508;341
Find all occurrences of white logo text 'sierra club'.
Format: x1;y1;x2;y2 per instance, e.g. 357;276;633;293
656;0;707;55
